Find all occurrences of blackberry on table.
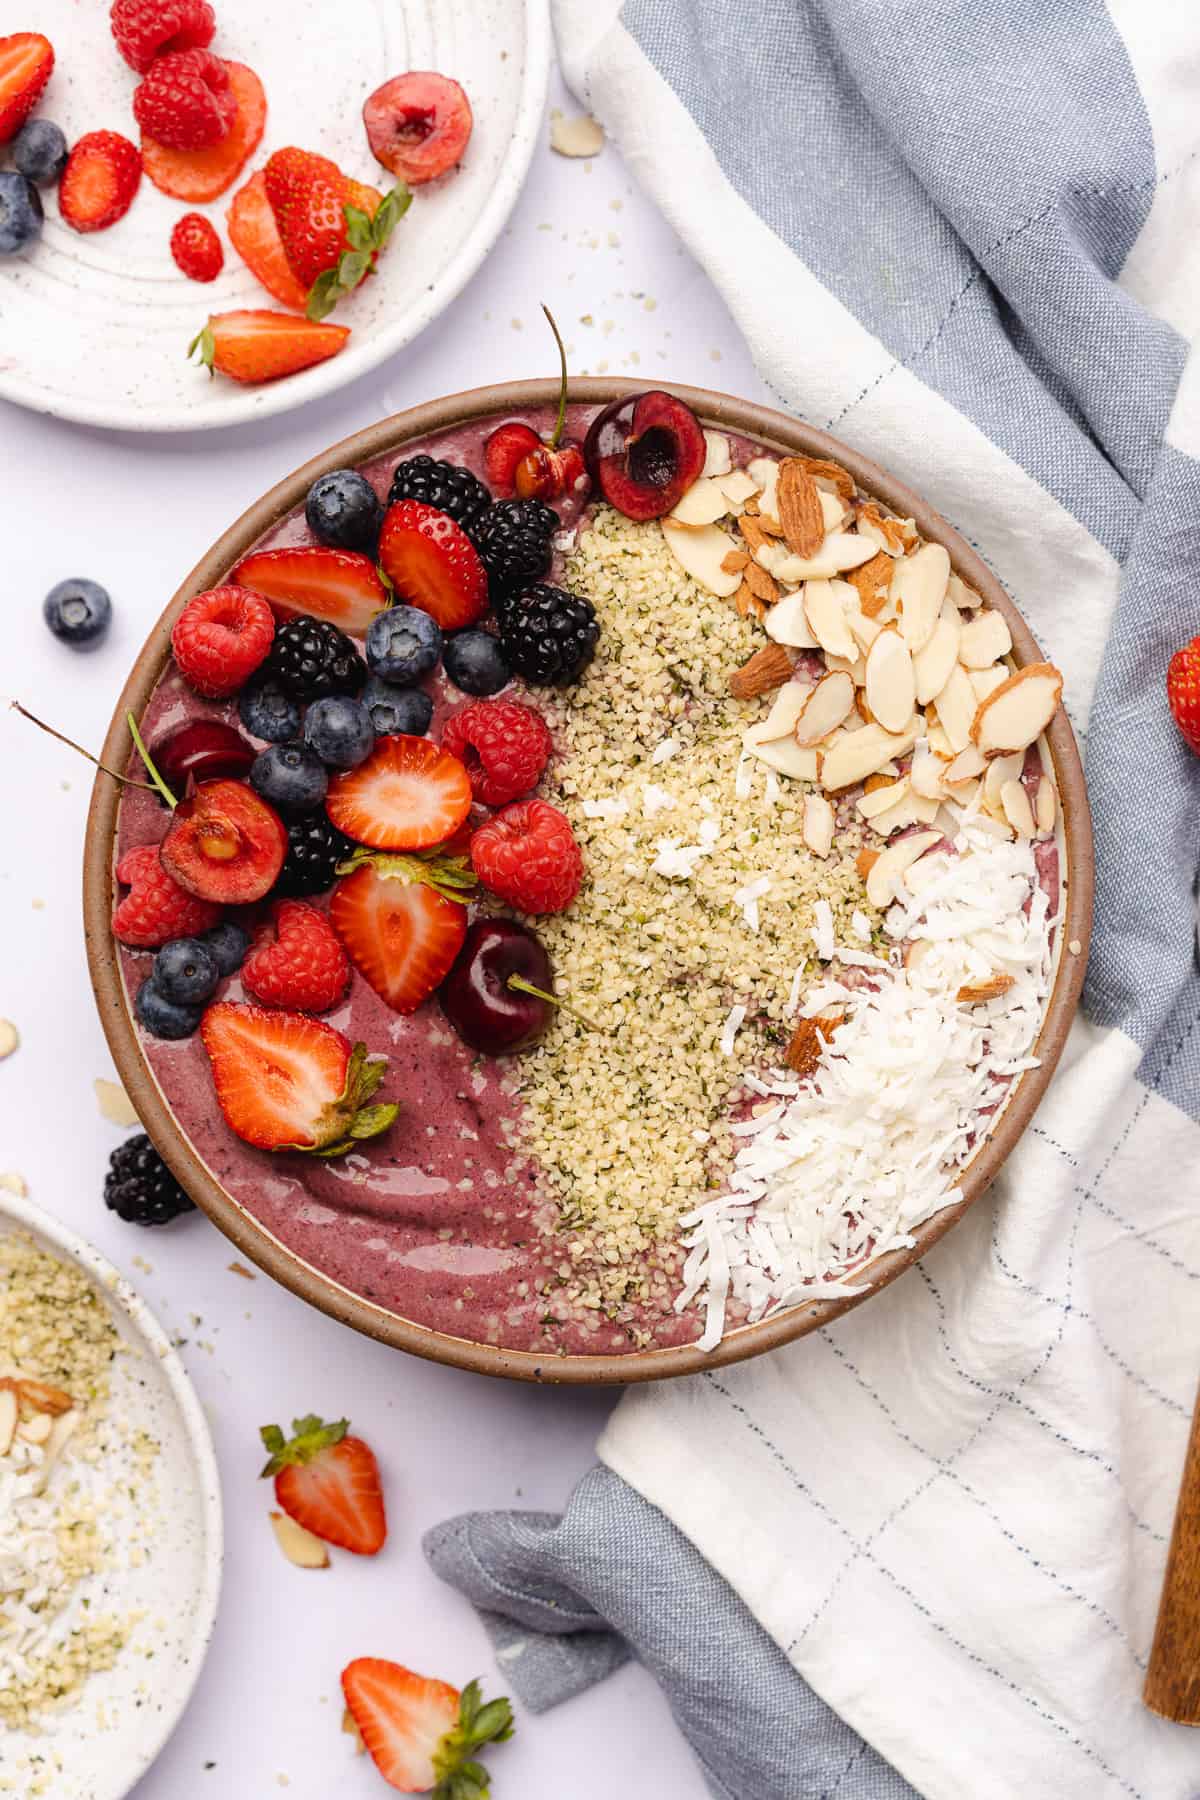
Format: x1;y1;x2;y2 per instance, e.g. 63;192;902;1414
386;455;492;541
499;583;600;686
104;1133;195;1227
262;617;366;702
475;499;558;603
274;814;357;897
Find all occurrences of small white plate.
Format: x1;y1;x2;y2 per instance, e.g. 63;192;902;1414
0;1189;222;1800
0;0;550;432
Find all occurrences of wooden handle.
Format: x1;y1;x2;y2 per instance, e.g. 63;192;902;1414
1145;1379;1200;1722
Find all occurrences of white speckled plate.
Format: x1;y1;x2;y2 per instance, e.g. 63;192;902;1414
0;1189;222;1800
0;0;550;432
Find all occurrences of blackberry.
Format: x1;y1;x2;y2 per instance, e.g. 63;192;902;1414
104;1133;195;1227
499;584;600;686
386;455;492;540
475;499;558;603
262;617;366;702
274;814;357;897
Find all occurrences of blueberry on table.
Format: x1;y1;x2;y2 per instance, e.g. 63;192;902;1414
250;743;328;817
365;604;443;686
13;120;69;185
361;676;434;738
303;695;375;770
443;628;510;697
0;171;43;255
153;937;220;1007
104;1134;195;1227
238;674;302;744
43;577;111;648
135;977;203;1040
201;920;251;976
304;468;384;552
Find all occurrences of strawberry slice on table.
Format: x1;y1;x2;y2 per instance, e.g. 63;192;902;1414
329;855;469;1014
0;31;53;145
233;546;388;637
326;736;472;852
189;310;350;385
260;1413;386;1555
341;1660;513;1796
378;500;488;632
226;170;309;311
142;59;265;202
200;1001;397;1155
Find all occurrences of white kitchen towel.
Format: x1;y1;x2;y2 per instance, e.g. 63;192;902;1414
551;2;1200;1796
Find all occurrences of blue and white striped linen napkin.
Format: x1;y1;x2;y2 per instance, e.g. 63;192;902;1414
429;4;1200;1795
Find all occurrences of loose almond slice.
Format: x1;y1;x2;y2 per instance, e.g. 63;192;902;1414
958;971;1015;1004
702;431;732;478
784;1011;843;1076
910;741;949;800
769;534;878;583
802;793;835;858
932;662;977;753
969;665;1008;703
982;750;1024;818
0;1387;16;1457
1001;779;1036;838
765;589;819;649
947;572;984;611
661;519;743;596
1035;775;1057;835
818;489;847;532
958;608;1013;669
793;671;855;746
742;727;820;781
17;1412;53;1446
864;630;916;733
746;456;780;519
944;745;986;785
777;459;825;557
865;830;942;908
870;791;941;835
971;662;1063;758
343;1708;367;1754
717;469;759;509
669;478;733;528
912;605;961;704
270;1510;331;1569
753;679;814;742
857;776;910;819
846;549;894;617
804;581;857;659
820;720;918;792
892;544;950;655
845;604;882;656
728;643;794;699
18;1378;73;1416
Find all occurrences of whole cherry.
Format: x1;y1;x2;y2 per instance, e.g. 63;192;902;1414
439;917;555;1055
484;306;588;504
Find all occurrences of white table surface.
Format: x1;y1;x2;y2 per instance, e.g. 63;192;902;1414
0;60;770;1800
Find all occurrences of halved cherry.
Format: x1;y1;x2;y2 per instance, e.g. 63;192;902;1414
482;307;588;503
582;390;707;520
152;720;256;793
362;72;473;185
159;778;287;903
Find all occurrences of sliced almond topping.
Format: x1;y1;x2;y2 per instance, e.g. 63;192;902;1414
42;1409;79;1468
869;791;941;835
742;726;820;781
1001;778;1036;838
0;1387;17;1457
743;559;780;606
892;543;950;655
669;477;734;528
717;469;760;509
737;512;773;555
720;549;750;574
970;662;1063;758
1035;775;1057;835
343;1708;367;1754
818;488;847;533
857;776;910;819
820;720;918;793
865;830;942;908
17;1377;73;1417
909;742;949;800
864;629;916;734
947;572;983;611
802;793;835;858
746;456;779;517
924;720;953;760
944;745;986;785
660;519;743;597
856;501;914;556
550;111;605;157
905;938;933;975
856;846;880;880
733;580;767;621
17;1412;53;1446
0;1172;27;1198
797;456;855;501
803;580;857;659
770;534;878;583
728;643;794;700
845;604;882;656
912;605;961;705
764;589;819;648
932;662;978;753
969;664;1008;703
270;1510;331;1569
958;608;1013;669
824;651;867;686
753;680;814;742
845;549;894;617
776;459;825;557
702;430;732;478
784;1011;843;1077
793;671;855;746
957;972;1015;1004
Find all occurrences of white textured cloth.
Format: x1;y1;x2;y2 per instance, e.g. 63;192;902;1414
553;1;1200;1795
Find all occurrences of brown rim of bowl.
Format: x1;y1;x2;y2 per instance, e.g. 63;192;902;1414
83;378;1094;1385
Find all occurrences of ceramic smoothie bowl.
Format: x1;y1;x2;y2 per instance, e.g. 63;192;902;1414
83;379;1093;1383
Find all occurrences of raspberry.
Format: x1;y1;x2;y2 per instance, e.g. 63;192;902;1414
171;586;275;698
470;798;583;915
111;0;216;74
112;844;222;948
241;899;350;1012
170;210;223;281
133;48;234;151
441;699;553;807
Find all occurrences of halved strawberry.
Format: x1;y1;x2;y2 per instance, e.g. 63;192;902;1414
159;778;287;903
260;1414;386;1555
226;170;309;310
0;32;54;146
326;736;471;852
378;500;487;632
233;546;388;637
200;1001;397;1154
189;310;350;384
142;59;265;202
329;856;468;1014
341;1661;512;1796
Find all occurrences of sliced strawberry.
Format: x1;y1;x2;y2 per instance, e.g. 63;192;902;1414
261;1414;385;1554
142;59;265;202
378;500;487;632
341;1662;513;1795
329;858;468;1014
226;170;309;310
0;32;54;146
200;1001;397;1154
59;131;142;234
362;72;473;185
233;546;387;637
326;736;471;852
189;310;350;385
159;778;287;903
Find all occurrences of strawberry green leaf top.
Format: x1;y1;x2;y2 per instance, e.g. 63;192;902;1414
259;1412;349;1478
306;182;412;321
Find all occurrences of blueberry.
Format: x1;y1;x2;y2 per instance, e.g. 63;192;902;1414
238;673;302;744
153;937;221;1007
365;605;442;686
0;171;43;255
250;743;328;817
135;977;202;1040
305;469;384;552
361;676;434;738
13;120;68;186
200;920;251;976
43;577;112;649
443;628;510;696
303;695;375;769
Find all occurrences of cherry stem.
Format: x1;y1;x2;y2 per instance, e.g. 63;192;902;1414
507;973;608;1034
125;711;178;811
10;700;166;799
542;303;568;450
